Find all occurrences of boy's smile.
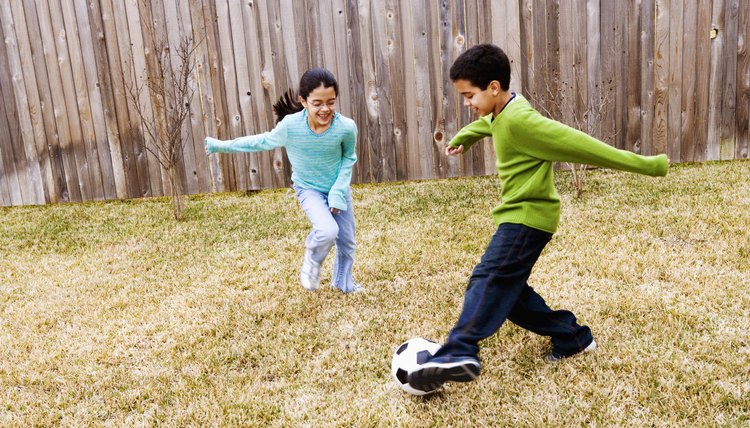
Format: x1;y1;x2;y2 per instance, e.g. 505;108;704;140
453;79;510;117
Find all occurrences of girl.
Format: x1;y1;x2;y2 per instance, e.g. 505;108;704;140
205;68;362;293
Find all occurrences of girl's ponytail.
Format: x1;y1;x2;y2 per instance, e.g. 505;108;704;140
273;89;303;123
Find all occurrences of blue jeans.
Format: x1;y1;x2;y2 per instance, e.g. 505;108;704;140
293;185;359;292
434;223;593;360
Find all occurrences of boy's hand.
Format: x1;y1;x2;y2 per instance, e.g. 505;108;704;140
445;145;464;156
330;207;340;215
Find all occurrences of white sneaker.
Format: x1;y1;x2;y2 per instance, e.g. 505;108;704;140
347;284;365;294
544;339;597;362
300;250;320;291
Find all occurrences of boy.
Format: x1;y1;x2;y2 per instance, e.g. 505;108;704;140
407;44;668;393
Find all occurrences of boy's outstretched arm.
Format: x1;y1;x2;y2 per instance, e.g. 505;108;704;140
511;109;669;177
448;115;493;153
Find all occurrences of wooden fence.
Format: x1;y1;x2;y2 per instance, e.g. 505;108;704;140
1;0;748;206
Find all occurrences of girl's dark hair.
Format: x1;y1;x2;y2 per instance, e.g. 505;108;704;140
272;68;339;123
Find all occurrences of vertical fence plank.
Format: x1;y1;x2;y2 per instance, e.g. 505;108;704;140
161;0;195;195
639;0;655;155
316;0;337;73
0;94;13;205
331;0;353;117
176;0;208;194
258;0;291;187
50;0;94;200
612;1;629;150
188;0;222;192
22;0;66;204
626;0;642;154
492;0;523;92
573;0;589;132
477;0;495;177
280;0;301;87
462;0;481;177
707;0;726;160
558;0;576;128
201;0;232;190
546;0;562;123
250;0;285;188
148;0;183;197
216;0;246;191
667;1;684;161
384;0;409;181
531;0;547;107
441;0;460;178
85;0;127;200
62;0;106;200
428;0;450;179
343;0;369;184
370;0;397;182
720;0;740;160
140;0;173;197
680;1;698;162
737;0;750;159
586;0;601;137
354;0;385;183
411;0;435;179
304;0;323;67
596;0;614;143
0;2;44;204
694;0;712;161
291;0;311;75
519;0;534;98
229;0;262;190
115;0;151;197
212;0;238;191
240;0;274;189
102;0;141;198
0;14;23;206
451;0;470;178
653;0;669;155
399;0;420;180
0;1;44;204
8;1;50;203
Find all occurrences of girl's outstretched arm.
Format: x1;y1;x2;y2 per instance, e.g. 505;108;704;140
205;119;289;154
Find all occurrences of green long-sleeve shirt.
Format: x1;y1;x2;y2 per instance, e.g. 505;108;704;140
449;95;668;233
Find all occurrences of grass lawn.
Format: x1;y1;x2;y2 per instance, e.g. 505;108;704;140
1;160;748;426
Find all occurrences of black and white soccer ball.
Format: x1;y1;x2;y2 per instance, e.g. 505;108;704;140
391;337;441;396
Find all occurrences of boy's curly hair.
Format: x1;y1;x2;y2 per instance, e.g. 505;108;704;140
449;44;511;91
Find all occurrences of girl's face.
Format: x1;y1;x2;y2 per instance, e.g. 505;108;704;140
300;84;337;132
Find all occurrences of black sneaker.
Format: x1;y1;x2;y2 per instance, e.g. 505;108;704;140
544;339;597;363
407;356;481;392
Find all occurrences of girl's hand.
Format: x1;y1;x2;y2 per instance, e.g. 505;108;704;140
330;207;340;215
445;145;464;156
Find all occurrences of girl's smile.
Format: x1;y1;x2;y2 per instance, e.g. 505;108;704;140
301;84;337;133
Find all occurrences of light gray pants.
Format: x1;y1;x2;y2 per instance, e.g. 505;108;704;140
293;185;359;292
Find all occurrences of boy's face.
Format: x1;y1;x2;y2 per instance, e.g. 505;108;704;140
453;79;501;117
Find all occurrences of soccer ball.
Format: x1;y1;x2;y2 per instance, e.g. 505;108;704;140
391;337;441;396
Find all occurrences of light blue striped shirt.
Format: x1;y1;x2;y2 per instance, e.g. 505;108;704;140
205;110;358;210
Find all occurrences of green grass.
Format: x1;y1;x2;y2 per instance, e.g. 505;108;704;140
1;160;748;426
